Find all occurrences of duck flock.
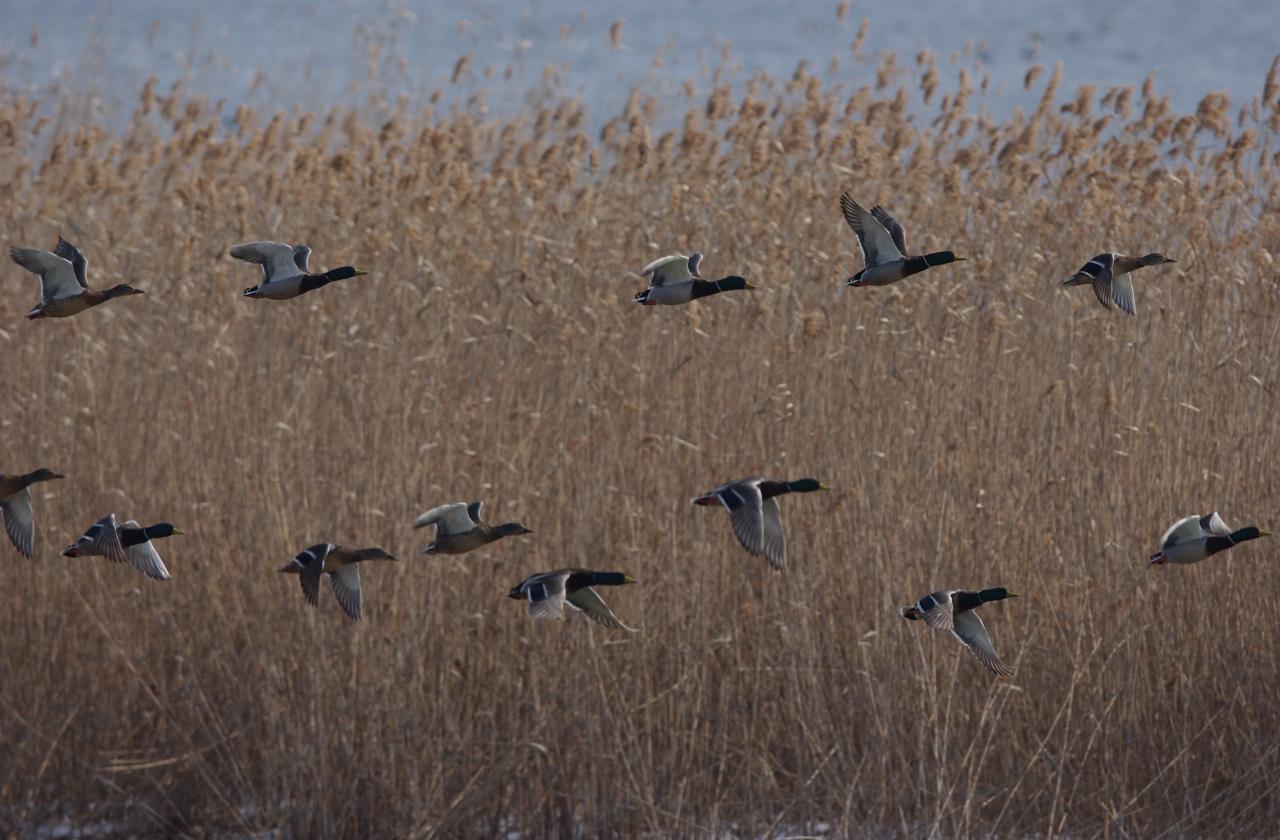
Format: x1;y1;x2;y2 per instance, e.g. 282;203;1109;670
3;194;1270;677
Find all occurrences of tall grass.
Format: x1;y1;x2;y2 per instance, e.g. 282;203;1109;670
2;25;1280;838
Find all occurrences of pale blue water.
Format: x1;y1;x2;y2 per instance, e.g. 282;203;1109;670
0;0;1276;119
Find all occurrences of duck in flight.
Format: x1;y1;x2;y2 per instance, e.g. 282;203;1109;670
1061;252;1175;315
0;468;65;558
840;194;964;287
900;588;1018;676
10;237;145;319
1150;512;1270;565
279;543;397;620
633;251;755;305
507;568;637;630
231;241;368;300
413;501;531;555
693;477;828;570
61;514;183;580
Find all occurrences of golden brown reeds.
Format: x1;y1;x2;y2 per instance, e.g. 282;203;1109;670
1;32;1279;840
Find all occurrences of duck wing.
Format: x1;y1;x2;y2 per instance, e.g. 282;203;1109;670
915;591;955;632
292;244;312;273
0;488;35;558
716;480;769;565
64;514;127;564
121;520;171;580
1108;271;1137;316
1159;515;1203;549
952;610;1014;677
567;586;636;631
760;496;787;571
10;247;83;303
1200;512;1232;536
870;206;908;255
840;194;904;266
294;543;334;607
639;254;694;287
412;502;476;536
53;237;89;289
329;564;363;620
522;571;570;619
229;241;304;282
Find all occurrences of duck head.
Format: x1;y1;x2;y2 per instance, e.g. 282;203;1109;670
105;284;146;298
325;266;369;281
497;523;533;537
27;468;65;483
1140;253;1176;267
144;523;184;540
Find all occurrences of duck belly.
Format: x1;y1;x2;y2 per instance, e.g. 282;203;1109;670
38;295;92;317
862;263;906;286
645;283;695;305
1162;540;1209;564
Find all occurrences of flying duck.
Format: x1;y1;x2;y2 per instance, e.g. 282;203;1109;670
692;478;828;570
900;588;1018;676
507;569;637;630
61;514;183;580
231;241;368;300
633;251;755;305
10;238;145;319
0;468;65;558
279;543;397;620
840;195;964;287
1150;512;1270;565
413;501;531;555
1061;252;1175;315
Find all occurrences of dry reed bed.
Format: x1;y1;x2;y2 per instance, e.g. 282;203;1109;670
1;45;1280;838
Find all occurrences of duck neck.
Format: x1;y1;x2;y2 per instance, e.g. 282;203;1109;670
902;251;958;278
690;276;749;299
1206;527;1263;555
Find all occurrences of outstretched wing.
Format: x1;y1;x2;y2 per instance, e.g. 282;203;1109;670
10;247;83;303
840;194;904;266
870;206;908;254
952;610;1014;677
0;488;35;558
760;497;787;571
292;244;312;272
229;241;304;281
412;502;477;536
294;543;333;607
640;254;694;287
567;586;636;631
329;564;363;620
53;237;89;289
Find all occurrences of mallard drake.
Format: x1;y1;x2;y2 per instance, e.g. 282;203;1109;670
231;241;368;300
10;237;145;319
279;543;397;620
900;588;1017;676
507;569;637;630
0;468;64;558
1061;252;1175;315
692;478;828;570
413;501;531;555
1150;512;1270;565
840;195;964;287
61;515;183;580
633;251;755;305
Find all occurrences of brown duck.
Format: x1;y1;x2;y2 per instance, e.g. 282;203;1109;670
413;501;531;555
0;468;65;557
10;238;145;319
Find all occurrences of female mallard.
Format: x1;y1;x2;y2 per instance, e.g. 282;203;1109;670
693;477;828;570
900;588;1018;676
0;467;64;557
10;238;145;319
633;251;755;305
1061;252;1175;315
413;501;531;555
61;515;183;580
840;195;964;287
507;569;637;630
231;241;368;300
279;543;397;621
1150;512;1270;565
